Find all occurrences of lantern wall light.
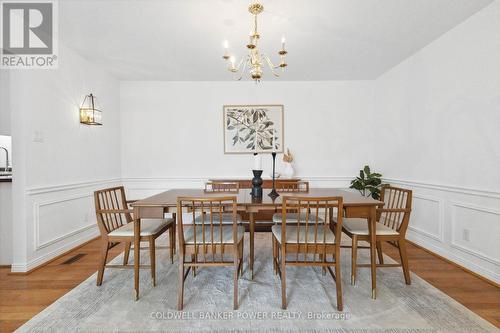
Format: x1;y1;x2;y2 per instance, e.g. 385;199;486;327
79;93;102;125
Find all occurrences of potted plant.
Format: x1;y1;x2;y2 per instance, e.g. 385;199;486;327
350;165;385;199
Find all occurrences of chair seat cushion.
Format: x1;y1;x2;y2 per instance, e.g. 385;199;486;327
194;213;242;225
108;218;173;237
341;218;399;236
183;225;245;244
272;225;336;244
272;213;324;224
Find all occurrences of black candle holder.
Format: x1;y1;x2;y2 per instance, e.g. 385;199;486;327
268;152;280;200
251;170;263;198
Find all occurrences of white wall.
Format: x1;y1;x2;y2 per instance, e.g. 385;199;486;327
6;44;121;271
120;81;376;198
374;1;500;282
0;70;11;135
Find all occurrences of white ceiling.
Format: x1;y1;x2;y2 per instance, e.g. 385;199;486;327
60;0;493;81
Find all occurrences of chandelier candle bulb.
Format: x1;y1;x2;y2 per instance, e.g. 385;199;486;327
223;40;230;59
230;56;236;71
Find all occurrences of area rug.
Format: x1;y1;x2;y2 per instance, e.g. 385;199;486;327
15;233;497;332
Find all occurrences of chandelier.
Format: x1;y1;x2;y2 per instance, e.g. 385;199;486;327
222;2;288;82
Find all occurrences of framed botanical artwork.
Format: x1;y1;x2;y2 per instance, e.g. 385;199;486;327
223;104;284;154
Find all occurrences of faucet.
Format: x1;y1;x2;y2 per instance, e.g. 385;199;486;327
0;147;9;172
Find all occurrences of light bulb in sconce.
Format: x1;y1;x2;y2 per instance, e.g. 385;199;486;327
222;40;230;60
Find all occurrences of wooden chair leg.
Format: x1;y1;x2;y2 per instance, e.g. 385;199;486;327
173;222;177;254
233;245;239;310
96;242;109;286
191;254;196;277
398;239;411;285
281;247;287;309
169;227;174;264
351;235;358;285
320;254;326;275
334;250;343;311
178;255;185;310
239;240;244;276
149;237;156;287
376;241;384;264
123;242;131;266
272;236;277;275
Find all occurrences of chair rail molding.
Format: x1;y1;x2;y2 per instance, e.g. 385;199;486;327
385;178;500;199
26;178;122;195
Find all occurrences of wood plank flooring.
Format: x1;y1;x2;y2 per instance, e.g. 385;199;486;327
0;236;498;332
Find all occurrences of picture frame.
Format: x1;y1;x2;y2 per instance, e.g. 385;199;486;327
223;104;284;154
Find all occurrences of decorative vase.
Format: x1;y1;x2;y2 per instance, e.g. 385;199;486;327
251;170;263;198
283;162;294;179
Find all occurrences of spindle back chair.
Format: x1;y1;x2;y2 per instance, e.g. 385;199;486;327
342;185;412;286
177;196;244;310
204;181;239;193
272;196;344;310
275;180;309;192
94;186;175;292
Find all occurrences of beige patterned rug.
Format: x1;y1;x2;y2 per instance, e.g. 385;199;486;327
16;233;498;332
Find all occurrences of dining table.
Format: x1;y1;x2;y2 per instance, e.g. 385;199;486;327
131;187;384;300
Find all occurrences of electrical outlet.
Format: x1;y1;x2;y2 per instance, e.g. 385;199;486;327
462;229;471;242
33;130;44;143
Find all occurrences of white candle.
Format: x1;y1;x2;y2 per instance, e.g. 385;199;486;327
254;154;262;170
281;36;286;49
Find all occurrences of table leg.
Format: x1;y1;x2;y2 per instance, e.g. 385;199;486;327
134;209;141;301
369;206;377;299
249;212;255;280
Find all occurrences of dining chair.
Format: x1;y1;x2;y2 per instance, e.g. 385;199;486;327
196;182;242;225
276;180;309;192
272;196;344;310
204;181;240;193
177;196;245;310
341;185;412;286
272;181;313;224
94;186;175;290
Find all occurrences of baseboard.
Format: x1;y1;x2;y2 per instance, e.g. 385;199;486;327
9;234;100;275
407;240;500;288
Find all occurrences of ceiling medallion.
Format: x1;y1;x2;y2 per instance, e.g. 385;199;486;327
222;2;288;82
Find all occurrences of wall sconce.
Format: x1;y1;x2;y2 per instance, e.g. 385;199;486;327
79;93;102;125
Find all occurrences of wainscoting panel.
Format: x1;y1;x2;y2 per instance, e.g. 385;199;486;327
450;202;500;265
10;179;121;273
34;193;95;250
387;178;500;284
408;194;444;242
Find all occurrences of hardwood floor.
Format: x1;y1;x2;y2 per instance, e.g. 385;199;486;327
0;235;498;332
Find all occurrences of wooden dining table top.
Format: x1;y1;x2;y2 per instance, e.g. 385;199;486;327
131;188;384;208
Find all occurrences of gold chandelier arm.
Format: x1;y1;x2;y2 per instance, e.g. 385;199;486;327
263;54;280;77
236;56;250;80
